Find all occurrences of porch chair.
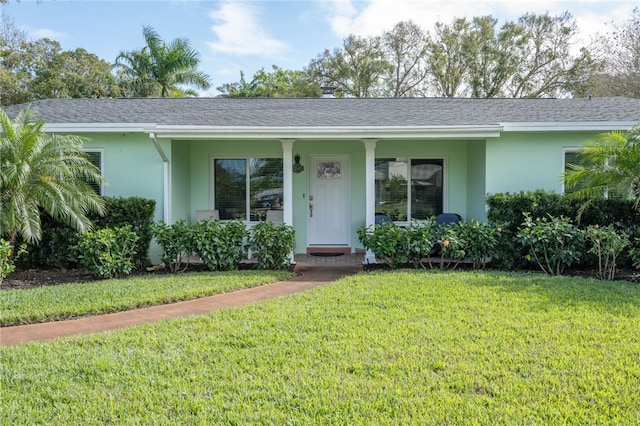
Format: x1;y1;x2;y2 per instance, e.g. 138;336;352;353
195;209;219;222
431;213;462;256
266;209;284;225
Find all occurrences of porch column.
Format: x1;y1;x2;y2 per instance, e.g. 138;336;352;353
281;139;295;264
363;139;377;264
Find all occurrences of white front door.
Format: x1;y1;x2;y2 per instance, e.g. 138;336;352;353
308;155;350;247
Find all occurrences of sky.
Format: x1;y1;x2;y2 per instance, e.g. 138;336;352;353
3;0;638;96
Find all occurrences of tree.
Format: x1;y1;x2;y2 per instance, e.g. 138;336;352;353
578;7;640;98
115;25;211;97
0;108;105;249
306;34;391;97
426;18;473;97
381;21;430;97
565;125;640;211
466;17;526;98
1;18;119;106
217;65;320;98
508;12;596;98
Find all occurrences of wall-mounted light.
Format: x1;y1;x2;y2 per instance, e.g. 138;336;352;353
293;153;304;173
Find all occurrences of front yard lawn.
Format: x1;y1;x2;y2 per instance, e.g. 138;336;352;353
1;270;639;424
0;270;292;326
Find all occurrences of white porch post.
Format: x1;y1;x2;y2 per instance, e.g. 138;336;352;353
363;139;377;264
281;139;296;264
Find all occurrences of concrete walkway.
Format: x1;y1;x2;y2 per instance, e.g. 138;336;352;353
1;263;362;347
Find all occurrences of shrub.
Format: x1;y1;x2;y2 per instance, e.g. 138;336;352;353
75;226;140;278
151;220;194;273
250;221;295;270
92;197;156;268
585;225;630;280
630;238;640;269
0;239;26;284
404;219;438;268
191;219;248;271
516;214;584;275
358;221;410;269
439;219;502;270
358;219;438;269
15;197;156;270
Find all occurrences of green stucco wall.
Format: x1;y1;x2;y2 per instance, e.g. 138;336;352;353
485;132;599;196
170;140;191;223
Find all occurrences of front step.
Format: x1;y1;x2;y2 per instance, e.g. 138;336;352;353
306;247;351;255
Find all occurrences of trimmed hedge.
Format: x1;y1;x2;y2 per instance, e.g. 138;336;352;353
486;190;640;267
16;197;156;269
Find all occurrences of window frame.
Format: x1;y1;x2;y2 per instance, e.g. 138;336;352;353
83;148;104;195
374;155;447;225
562;147;581;195
210;155;284;223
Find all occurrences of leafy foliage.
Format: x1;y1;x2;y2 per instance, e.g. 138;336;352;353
115;26;211;97
0;238;25;284
585;225;630;280
565;126;640;212
0;108;105;249
151;220;193;273
190;219;248;271
75;226;140;278
516;213;584;275
249;221;295;270
92;197;156;267
439;219;502;269
0;29;120;106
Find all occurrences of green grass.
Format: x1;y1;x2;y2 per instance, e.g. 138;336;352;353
2;270;639;424
0;270;292;326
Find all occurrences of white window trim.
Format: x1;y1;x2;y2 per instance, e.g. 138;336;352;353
83;148;104;195
210;155;283;223
374;155;448;224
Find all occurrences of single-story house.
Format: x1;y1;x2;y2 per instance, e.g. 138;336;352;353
4;97;639;263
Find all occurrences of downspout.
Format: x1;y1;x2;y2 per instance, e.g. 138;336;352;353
149;133;170;224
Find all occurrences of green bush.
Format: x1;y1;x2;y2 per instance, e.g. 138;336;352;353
151;220;194;273
75;226;140;278
439;219;502;270
358;219;437;269
92;197;156;268
0;239;26;284
358;221;410;269
15;197;156;270
191;219;248;271
250;221;295;270
585;225;630;280
516;214;584;275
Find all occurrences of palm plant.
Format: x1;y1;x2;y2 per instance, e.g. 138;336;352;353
565;125;640;211
115;26;211;97
0;108;105;248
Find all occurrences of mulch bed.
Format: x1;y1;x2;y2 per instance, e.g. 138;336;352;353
3;263;639;291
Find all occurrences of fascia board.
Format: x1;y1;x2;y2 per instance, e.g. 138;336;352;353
152;125;503;140
502;121;637;132
43;123;157;133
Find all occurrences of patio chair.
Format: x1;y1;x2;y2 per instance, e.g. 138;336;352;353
431;213;462;255
195;209;219;222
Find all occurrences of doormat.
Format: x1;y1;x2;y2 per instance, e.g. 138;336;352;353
309;252;345;257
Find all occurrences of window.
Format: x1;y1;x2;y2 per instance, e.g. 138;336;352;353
375;158;443;221
563;149;587;194
214;157;283;221
83;149;103;195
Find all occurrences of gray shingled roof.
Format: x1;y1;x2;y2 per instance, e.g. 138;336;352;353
3;97;639;127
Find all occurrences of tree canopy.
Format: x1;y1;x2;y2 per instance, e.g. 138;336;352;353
0;108;106;246
115;26;211;98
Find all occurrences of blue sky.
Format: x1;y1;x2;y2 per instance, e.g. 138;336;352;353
4;0;637;96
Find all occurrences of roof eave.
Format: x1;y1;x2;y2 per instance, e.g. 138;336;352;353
152;125;503;140
502;121;637;132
